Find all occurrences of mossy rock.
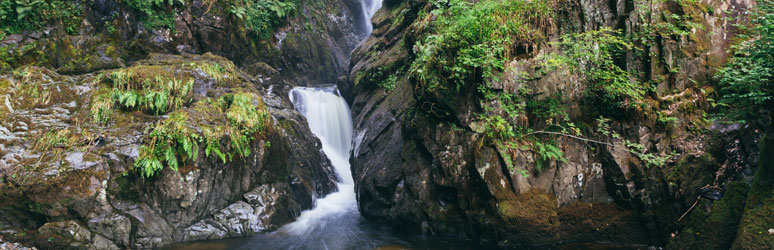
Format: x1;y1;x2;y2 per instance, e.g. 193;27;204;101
1;35;124;75
668;181;749;250
731;132;774;249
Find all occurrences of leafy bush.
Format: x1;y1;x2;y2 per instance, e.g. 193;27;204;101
409;0;554;108
123;0;187;30
103;68;194;115
0;0;84;35
135;92;271;178
550;28;646;108
717;0;774;122
230;0;297;39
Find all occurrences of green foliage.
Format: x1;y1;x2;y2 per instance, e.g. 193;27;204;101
630;0;705;47
123;0;187;30
550;28;646;108
409;0;553;107
533;141;567;170
33;129;71;151
90;92;114;125
230;0;297;39
197;62;227;82
379;74;398;92
596;117;675;167
105;70;194;115
657;111;679;126
477;88;575;176
134;92;271;178
482;114;515;140
0;0;84;35
223;92;272;158
717;0;774;122
135;111;198;178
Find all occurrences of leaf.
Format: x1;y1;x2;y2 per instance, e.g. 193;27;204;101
165;147;178;171
182;138;192;159
191;142;199;162
126;92;137;108
213;146;226;164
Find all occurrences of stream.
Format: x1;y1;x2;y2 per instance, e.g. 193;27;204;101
161;1;648;249
161;87;644;250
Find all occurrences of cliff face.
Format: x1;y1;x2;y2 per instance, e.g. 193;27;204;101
349;0;765;246
0;0;365;248
1;0;364;85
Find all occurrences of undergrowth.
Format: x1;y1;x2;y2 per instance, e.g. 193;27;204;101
134;92;271;178
410;0;554;110
0;0;84;36
123;0;187;31
105;70;194;115
405;0;681;176
717;0;774;122
229;0;297;39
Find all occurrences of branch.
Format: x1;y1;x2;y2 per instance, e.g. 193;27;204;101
522;130;616;147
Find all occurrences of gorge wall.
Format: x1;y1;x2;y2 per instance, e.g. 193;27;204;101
0;0;368;248
348;0;770;247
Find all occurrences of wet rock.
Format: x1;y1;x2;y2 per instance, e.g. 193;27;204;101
178;182;301;241
0;235;38;250
38;221;92;245
0;53;338;249
86;214;131;247
348;0;757;247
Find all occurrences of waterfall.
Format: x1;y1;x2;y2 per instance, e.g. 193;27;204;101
236;85;393;249
360;0;383;34
288;86;353;184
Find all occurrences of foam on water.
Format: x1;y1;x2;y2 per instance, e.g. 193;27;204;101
235;85;399;250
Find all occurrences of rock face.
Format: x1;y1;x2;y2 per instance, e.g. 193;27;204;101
0;0;368;248
349;0;763;247
1;0;364;86
0;53;337;249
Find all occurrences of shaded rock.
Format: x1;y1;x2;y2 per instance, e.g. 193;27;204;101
0;53;337;249
348;0;758;247
731;128;774;249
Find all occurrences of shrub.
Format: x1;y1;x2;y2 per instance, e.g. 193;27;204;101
550;28;646;109
134;92;271;178
409;0;554;108
717;0;774;122
0;0;84;35
230;0;297;39
123;0;187;31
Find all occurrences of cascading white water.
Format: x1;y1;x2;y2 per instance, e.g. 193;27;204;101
235;85;399;249
360;0;383;34
288;86;353;184
278;85;357;236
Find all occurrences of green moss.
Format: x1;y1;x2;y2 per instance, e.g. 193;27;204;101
731;132;774;249
667;153;717;185
669;181;749;250
104;175;137;204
